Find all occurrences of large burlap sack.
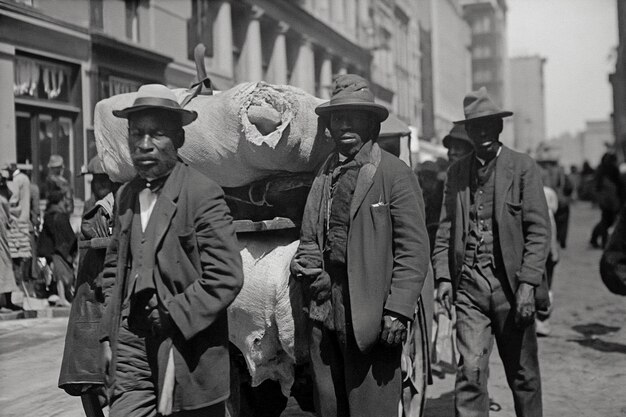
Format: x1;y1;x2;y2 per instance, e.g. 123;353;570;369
94;82;334;186
227;235;307;397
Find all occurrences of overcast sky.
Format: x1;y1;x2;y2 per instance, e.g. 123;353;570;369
507;0;618;138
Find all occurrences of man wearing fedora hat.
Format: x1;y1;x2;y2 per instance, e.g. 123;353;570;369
99;84;243;417
443;124;474;165
433;87;550;416
291;74;429;416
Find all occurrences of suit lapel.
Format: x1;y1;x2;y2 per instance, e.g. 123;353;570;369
151;163;184;253
350;142;382;219
495;146;514;222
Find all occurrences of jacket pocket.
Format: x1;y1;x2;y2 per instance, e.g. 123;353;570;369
505;201;522;215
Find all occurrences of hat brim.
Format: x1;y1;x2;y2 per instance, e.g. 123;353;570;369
113;105;198;126
443;135;474;148
453;111;513;125
315;102;389;122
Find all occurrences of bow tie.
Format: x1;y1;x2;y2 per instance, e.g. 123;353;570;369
139;175;169;193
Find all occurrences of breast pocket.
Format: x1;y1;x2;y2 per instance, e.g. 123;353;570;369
370;203;391;230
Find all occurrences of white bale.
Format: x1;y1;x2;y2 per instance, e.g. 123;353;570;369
94;82;334;186
228;235;306;397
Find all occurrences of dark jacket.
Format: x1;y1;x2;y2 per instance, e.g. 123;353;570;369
100;162;243;410
38;204;76;264
433;146;551;293
296;142;430;352
59;199;112;393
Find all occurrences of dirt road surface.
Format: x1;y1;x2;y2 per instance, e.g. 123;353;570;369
0;202;624;417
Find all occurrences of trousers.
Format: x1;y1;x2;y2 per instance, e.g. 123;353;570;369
109;320;225;417
309;322;402;417
454;264;542;417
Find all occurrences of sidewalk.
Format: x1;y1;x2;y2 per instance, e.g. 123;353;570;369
0;293;71;321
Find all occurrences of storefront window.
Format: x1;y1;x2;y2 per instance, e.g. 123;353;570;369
13;55;72;102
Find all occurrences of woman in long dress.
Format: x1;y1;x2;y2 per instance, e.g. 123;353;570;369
0;178;20;312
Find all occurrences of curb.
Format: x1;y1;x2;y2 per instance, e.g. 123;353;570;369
0;307;71;321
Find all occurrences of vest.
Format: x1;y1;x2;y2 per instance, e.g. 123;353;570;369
122;199;158;317
464;156;497;268
325;160;360;266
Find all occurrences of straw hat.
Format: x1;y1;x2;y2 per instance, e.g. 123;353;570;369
113;84;198;126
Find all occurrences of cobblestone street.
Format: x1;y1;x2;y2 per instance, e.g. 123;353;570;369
0;202;625;417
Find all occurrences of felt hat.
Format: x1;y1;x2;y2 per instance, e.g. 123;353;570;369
79;155;107;176
113;84;198;126
454;87;513;124
442;124;473;148
315;74;389;122
47;154;64;168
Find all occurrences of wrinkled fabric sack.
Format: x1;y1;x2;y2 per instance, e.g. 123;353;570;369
94;82;334;186
228;235;308;397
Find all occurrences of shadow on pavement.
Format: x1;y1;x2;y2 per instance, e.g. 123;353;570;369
567;337;626;355
569;322;626;355
572;323;620;337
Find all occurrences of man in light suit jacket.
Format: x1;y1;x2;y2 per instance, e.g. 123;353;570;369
291;74;430;417
100;84;243;417
433;87;550;417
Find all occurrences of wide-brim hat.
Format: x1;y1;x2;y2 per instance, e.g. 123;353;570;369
443;124;473;148
113;84;198;126
454;86;513;124
315;74;389;122
47;154;64;168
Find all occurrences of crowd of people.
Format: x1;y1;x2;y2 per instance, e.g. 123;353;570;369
0;75;625;417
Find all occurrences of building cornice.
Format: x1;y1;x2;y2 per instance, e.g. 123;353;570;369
0;0;89;38
243;0;371;69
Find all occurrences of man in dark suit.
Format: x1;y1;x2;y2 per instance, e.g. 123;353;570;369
100;84;244;417
291;74;430;417
433;87;550;417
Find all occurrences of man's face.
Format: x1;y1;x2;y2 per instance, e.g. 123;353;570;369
465;117;502;160
91;174;113;201
329;110;375;157
127;110;181;179
447;139;474;164
49;166;63;176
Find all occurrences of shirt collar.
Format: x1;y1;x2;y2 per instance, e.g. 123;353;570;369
475;145;502;166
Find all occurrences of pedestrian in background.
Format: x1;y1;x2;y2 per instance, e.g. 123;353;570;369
536;174;560;337
291;74;429;417
59;155;118;417
6;162;33;296
443;124;474;165
45;154;75;216
100;84;243;417
590;152;624;249
433;87;550;417
38;188;77;307
0;172;20;312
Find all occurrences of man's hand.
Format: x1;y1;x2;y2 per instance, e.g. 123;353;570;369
148;304;176;336
515;283;536;328
380;314;408;346
102;340;112;385
436;281;453;315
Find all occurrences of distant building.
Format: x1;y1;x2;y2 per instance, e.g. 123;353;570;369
0;0;421;201
460;0;513;146
416;0;472;144
610;0;626;161
510;55;547;154
551;120;612;169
